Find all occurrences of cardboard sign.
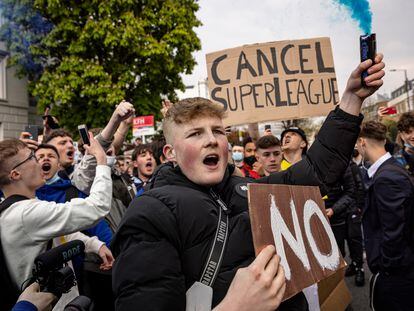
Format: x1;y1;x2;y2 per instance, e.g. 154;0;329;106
206;37;339;126
247;184;346;300
133;116;155;137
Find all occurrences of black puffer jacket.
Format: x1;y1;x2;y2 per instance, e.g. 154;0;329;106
111;107;362;311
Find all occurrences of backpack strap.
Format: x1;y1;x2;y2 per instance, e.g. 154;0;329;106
0;195;29;214
65;185;80;202
0;195;29;310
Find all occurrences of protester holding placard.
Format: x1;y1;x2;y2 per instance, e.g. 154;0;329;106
112;53;385;311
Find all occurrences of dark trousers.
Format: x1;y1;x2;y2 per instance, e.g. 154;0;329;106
331;214;363;267
370;272;414;311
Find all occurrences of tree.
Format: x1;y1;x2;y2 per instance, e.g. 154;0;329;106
0;0;52;81
0;0;201;132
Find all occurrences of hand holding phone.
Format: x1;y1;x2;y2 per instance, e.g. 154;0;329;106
78;124;90;146
24;125;39;141
383;107;397;115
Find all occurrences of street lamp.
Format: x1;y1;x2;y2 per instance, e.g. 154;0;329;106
390;68;411;111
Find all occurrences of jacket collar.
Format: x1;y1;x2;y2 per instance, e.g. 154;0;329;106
148;161;234;196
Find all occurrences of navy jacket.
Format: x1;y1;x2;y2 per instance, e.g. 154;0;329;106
362;157;414;275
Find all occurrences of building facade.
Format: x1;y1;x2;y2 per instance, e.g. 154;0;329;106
0;41;31;139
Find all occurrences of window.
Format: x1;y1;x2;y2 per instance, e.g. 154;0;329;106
0;54;6;100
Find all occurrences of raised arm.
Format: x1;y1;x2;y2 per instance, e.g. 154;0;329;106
260;55;385;192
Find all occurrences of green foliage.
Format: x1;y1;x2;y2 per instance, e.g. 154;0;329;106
2;0;201;133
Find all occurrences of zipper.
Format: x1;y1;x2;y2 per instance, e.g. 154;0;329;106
209;189;229;214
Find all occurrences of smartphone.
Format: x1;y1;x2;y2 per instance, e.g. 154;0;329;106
78;124;90;146
265;124;271;131
42;115;60;129
24;125;39;141
360;33;376;87
384;107;397;115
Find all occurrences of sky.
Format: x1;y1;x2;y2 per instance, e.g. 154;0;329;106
182;0;414;98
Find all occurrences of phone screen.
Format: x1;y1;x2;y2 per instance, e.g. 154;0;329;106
78;125;90;145
25;125;39;141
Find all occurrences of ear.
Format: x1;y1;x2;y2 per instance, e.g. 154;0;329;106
163;144;176;162
9;170;21;182
300;141;307;149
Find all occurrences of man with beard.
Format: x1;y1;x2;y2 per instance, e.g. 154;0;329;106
131;144;157;196
280;127;308;171
111;53;385;311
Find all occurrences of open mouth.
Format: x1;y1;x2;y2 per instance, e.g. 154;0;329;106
42;163;51;173
203;154;219;167
67;150;74;158
145;162;153;168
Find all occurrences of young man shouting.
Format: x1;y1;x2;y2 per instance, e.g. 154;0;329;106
112;55;385;311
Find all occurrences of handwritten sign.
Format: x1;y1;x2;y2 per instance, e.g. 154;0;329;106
206;37;339;126
247;184;346;300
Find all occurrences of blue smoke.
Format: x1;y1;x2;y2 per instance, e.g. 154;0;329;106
334;0;372;33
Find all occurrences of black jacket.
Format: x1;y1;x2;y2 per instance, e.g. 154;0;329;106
111;107;362;311
362;157;414;275
324;164;356;225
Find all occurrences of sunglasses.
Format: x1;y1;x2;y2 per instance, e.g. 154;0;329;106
11;150;37;171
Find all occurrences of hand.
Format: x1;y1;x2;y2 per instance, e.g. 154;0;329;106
326;208;334;218
253;161;264;176
83;133;107;165
214;245;286;311
19;132;39;151
121;113;134;127
377;106;388;119
17;282;57;311
112;100;135;123
340;53;385;116
161;99;173;118
263;129;272;136
98;245;115;270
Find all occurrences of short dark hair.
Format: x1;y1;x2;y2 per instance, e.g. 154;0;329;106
44;129;72;144
397;112;414;133
35;144;60;158
242;136;253;148
0;139;27;188
360;121;387;141
256;135;281;150
151;136;166;166
132;144;153;161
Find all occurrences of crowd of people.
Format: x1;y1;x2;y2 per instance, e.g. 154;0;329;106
0;52;412;311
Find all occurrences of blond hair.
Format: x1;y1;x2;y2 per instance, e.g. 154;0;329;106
163;97;226;144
